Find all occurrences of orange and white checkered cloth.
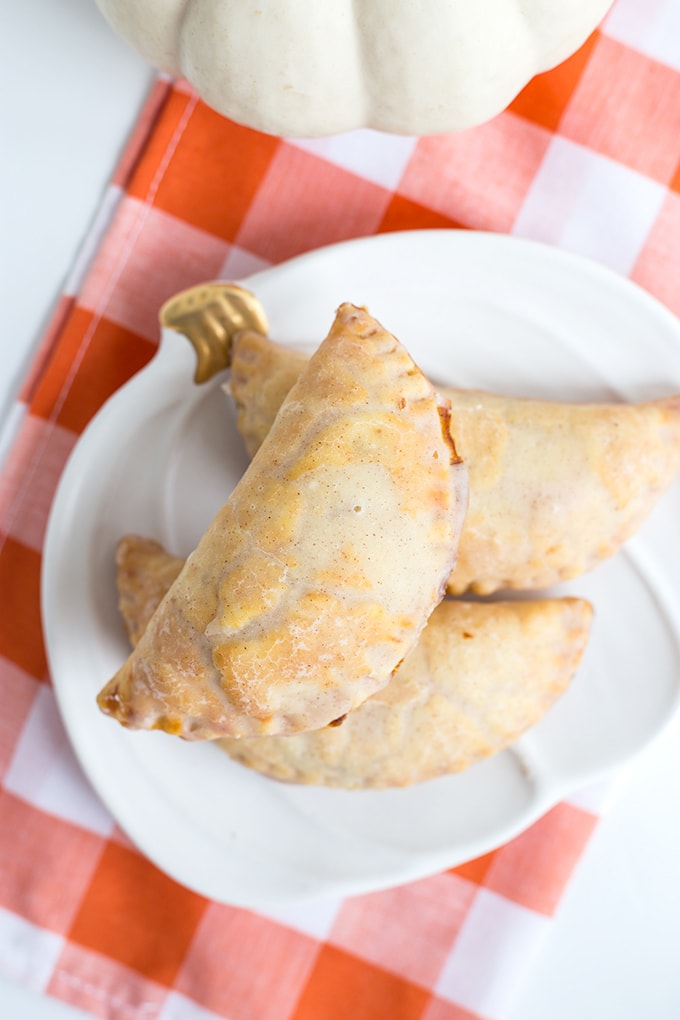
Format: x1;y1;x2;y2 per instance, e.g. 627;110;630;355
1;2;679;1018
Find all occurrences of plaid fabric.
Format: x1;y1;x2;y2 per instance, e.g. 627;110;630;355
1;2;679;1017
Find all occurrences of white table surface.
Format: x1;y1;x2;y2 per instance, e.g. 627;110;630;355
2;2;680;1018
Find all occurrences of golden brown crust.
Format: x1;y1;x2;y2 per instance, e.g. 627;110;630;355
112;534;592;787
229;333;680;593
217;597;592;787
116;536;184;647
97;304;468;740
227;330;307;457
446;390;680;593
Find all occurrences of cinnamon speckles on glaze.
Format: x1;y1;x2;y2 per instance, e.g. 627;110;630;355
97;304;468;740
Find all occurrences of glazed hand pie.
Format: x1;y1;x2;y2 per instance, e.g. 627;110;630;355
97;304;469;739
114;534;592;788
228;331;680;594
220;597;592;787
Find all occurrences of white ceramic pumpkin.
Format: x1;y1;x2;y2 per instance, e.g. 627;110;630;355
94;0;614;137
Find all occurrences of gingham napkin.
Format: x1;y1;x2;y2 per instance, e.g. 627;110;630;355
1;2;679;1018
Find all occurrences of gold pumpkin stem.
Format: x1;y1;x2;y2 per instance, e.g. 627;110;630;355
159;282;269;383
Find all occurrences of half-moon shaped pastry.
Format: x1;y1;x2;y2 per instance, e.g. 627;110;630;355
220;597;592;787
228;331;680;594
114;534;592;787
98;304;469;739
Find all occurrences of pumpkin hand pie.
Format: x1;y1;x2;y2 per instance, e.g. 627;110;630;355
228;330;680;594
97;304;468;739
114;534;592;788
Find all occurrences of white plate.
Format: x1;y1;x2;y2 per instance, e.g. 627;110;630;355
42;230;680;908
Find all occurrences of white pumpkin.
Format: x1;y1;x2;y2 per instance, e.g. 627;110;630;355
94;0;614;137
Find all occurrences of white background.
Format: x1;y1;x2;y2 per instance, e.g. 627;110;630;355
2;1;680;1017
